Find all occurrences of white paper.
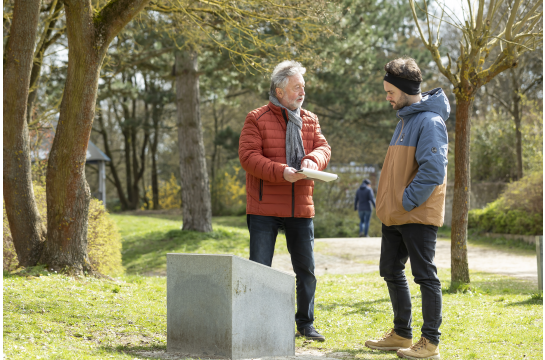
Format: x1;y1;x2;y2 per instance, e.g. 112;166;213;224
297;168;339;182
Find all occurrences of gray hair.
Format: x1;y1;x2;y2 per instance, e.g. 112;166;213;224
269;60;306;96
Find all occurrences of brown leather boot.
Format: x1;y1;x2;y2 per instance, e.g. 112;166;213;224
365;328;412;351
396;336;440;359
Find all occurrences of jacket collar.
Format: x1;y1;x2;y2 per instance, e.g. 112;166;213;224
396;87;450;121
267;101;309;125
268;101;305;130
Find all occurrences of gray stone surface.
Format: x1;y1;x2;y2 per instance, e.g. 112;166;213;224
167;254;295;359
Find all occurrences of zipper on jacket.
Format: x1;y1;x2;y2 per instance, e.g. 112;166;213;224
259;179;263;201
281;109;289;125
291;183;295;217
284;108;295;216
395;116;405;144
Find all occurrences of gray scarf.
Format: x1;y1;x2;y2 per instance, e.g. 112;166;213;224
269;94;306;170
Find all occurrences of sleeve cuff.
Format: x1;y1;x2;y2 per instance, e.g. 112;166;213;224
402;192;417;212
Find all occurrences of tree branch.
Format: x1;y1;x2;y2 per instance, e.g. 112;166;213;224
513;1;543;34
521;75;543;95
409;0;429;46
93;0;152;52
475;0;485;33
486;88;514;115
505;0;523;42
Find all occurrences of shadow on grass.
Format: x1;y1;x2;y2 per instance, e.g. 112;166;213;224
103;343;231;359
441;273;539;296
506;292;543;306
438;226;536;253
317;297;390;314
305;347;398;360
110;344;399;360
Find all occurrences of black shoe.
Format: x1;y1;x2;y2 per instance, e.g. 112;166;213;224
296;325;326;342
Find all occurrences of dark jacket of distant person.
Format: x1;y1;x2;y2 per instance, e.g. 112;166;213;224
354;180;376;212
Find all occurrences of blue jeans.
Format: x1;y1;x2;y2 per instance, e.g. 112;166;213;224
247;214;316;330
358;210;372;236
380;223;442;345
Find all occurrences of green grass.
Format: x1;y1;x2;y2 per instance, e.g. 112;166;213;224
4;270;166;359
113;214;288;275
4;268;542;359
3;213;543;359
439;226;536;255
298;270;543;359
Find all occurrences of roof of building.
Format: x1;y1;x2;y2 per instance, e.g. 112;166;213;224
86;141;111;163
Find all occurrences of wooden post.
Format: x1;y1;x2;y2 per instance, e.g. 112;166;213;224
99;161;106;207
537;236;543;291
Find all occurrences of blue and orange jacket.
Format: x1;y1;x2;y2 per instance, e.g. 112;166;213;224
376;88;450;227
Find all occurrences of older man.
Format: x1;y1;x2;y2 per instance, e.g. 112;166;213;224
238;60;331;341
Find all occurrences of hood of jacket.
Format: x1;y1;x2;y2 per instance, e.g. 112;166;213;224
397;87;450;121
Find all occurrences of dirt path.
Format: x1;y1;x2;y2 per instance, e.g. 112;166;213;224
271;237;538;282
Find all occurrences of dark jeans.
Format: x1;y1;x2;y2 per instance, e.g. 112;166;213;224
380;223;442;345
247;214;316;330
358;210;372;236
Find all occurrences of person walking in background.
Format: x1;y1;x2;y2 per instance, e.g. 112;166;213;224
354;179;375;237
238;60;331;342
364;57;449;360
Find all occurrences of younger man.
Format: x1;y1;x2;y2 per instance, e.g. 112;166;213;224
365;57;449;360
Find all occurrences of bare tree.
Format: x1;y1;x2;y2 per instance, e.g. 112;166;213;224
409;0;543;283
3;0;47;267
486;55;543;180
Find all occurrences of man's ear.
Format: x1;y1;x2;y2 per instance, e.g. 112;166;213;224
275;88;283;98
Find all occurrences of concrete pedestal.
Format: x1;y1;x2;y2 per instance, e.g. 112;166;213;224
167;254;295;358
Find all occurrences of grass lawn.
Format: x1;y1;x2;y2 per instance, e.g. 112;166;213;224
113;214;288;275
3;213;543;359
437;226;536;255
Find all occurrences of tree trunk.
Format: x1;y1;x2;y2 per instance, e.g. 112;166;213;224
151;105;160;210
3;0;47;267
451;96;472;284
42;24;102;273
511;69;523;180
211;98;219;213
121;100;134;207
41;0;150;273
175;50;212;232
97;107;129;209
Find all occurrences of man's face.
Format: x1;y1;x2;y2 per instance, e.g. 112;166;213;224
276;73;305;110
384;81;410;110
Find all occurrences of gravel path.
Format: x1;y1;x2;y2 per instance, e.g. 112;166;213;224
271;237;538;282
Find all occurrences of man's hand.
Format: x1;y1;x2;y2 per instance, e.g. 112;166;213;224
301;159;318;170
283;167;307;183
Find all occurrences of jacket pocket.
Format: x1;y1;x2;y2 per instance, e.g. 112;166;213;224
259;179;263;201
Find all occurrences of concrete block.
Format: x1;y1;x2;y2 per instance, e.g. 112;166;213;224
167;254;295;358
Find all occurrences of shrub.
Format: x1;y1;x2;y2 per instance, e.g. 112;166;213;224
141;173;182;210
86;199;123;276
468;171;543;235
211;161;246;216
471;97;543;182
3;183;123;275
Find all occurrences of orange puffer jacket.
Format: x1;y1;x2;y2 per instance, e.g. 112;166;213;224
239;102;331;218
